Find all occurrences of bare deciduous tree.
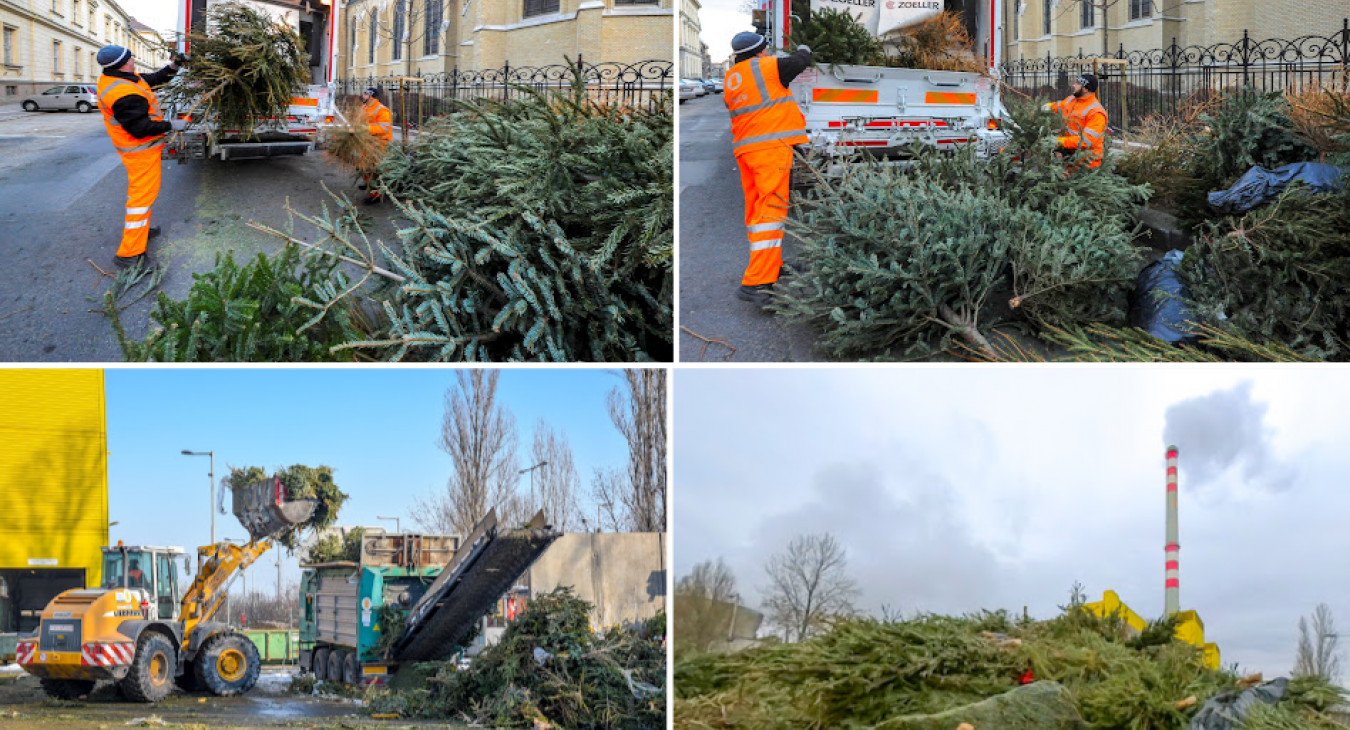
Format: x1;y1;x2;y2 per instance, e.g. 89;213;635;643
761;532;860;643
1294;603;1342;682
527;420;581;532
592;370;667;532
412;370;524;536
675;558;740;656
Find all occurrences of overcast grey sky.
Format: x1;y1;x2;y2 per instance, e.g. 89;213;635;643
674;368;1350;678
117;0;177;36
699;0;754;65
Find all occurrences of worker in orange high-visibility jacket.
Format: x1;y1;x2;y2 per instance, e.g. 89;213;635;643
1043;73;1108;169
95;44;187;268
359;87;394;205
723;31;812;306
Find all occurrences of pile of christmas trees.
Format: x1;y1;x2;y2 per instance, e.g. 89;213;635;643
674;590;1347;730
1119;86;1350;361
366;589;667;729
222;464;349;548
771;100;1148;360
112;71;673;363
787;2;984;72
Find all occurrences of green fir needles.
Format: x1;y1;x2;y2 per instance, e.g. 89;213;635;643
772;101;1147;360
165;2;310;141
367;588;666;729
364;76;674;361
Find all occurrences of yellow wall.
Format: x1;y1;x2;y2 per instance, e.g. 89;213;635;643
0;369;108;587
1084;590;1220;670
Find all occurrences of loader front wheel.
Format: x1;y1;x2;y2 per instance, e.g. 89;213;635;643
119;633;177;703
196;633;261;697
39;678;95;700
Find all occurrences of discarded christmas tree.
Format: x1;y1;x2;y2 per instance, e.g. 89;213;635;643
161;2;310;142
771;101;1147;360
222;464;349;548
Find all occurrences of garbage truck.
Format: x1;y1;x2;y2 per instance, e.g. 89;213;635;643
299;509;560;686
14;475;318;701
755;0;1009;160
162;0;343;161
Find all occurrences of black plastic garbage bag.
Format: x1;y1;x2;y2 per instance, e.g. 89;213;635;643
1187;678;1289;730
1129;249;1199;344
1208;162;1345;214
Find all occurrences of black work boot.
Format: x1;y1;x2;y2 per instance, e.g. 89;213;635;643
148;226;162;240
737;283;774;306
113;252;153;270
779;258;801;279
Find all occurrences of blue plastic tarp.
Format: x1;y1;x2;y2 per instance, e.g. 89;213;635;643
1208;163;1345;214
1129;249;1200;344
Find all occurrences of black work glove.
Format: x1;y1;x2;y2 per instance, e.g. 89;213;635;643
172;53;190;69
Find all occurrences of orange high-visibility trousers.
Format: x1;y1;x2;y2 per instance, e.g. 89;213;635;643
115;145;162;258
736;145;793;287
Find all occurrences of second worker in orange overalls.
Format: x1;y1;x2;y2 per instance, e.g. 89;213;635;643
1043;73;1108;169
723;32;812;306
95;44;187;269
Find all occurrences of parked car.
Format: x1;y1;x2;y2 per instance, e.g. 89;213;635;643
679;79;701;103
683;78;708;97
22;85;99;112
699;78;721;94
708;78;724;93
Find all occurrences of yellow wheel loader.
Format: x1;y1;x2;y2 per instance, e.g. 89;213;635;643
15;477;317;703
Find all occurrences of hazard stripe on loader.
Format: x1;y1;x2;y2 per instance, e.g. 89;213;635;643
812;89;879;103
925;91;977;105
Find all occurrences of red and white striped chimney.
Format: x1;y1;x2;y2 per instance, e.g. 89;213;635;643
1165;445;1180;617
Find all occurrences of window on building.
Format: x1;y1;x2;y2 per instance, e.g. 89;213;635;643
105;17;111;41
51;0;59;13
90;50;95;74
1080;0;1094;27
367;13;376;64
89;7;95;30
391;1;404;61
53;40;62;73
1042;0;1051;35
2;27;15;66
1129;0;1150;20
74;46;80;76
523;0;560;19
614;0;659;5
424;0;441;55
73;0;81;24
350;17;357;62
1012;3;1018;40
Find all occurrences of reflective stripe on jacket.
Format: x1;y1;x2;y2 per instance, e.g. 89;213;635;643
97;75;166;154
364;99;394;143
724;56;807;158
1049;92;1108;167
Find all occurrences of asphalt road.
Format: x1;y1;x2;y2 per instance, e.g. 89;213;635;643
0;110;406;362
677;94;820;362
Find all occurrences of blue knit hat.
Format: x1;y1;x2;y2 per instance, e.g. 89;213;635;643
97;45;132;70
731;32;767;56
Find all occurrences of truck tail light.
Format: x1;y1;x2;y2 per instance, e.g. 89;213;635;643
987;118;1002;130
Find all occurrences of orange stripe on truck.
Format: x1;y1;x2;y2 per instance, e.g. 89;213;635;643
925;91;977;105
812;89;879;103
290;98;319;107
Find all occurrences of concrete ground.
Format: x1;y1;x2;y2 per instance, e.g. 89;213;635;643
677;94;821;363
0;108;407;362
0;667;453;730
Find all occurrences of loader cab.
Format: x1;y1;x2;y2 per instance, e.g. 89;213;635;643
101;544;187;621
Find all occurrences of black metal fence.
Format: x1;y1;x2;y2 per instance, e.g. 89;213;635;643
999;19;1349;129
335;57;674;127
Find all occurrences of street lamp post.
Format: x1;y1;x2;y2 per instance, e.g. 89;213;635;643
519;462;549;513
377;516;401;534
181;450;216;544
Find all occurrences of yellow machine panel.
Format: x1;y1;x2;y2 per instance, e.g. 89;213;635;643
0;369;109;585
1084;590;1220;670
